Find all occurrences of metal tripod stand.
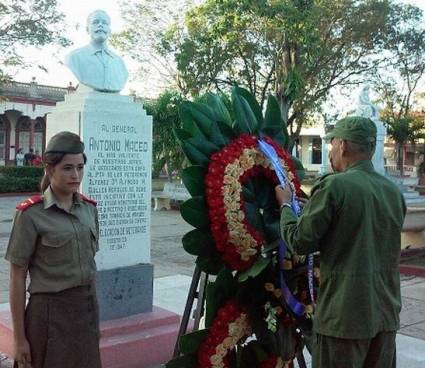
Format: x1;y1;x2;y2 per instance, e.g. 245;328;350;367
173;266;208;357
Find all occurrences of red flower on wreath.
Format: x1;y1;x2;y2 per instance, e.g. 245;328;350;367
205;134;301;270
260;356;279;368
260;355;294;368
197;300;251;368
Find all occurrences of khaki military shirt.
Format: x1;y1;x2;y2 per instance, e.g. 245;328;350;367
280;160;406;339
6;187;99;294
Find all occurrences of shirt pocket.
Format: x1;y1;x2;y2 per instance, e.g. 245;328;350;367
39;232;74;265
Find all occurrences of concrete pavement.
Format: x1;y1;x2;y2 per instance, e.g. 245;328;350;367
1;195;425;367
155;275;425;368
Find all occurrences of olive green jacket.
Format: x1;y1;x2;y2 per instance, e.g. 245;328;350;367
280;160;406;339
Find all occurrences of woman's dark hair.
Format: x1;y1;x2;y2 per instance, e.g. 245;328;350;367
40;152;87;193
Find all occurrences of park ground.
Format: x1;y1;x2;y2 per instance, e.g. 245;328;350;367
0;195;425;367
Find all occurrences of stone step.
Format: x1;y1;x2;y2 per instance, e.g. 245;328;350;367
406;197;425;205
390;176;419;186
404;192;420;199
403;177;419;186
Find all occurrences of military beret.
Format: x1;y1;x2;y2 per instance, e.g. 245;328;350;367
45;131;85;154
324;116;377;145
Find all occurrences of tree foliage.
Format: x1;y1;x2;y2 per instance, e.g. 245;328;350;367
0;0;70;84
376;3;425;120
374;4;425;174
385;116;425;174
117;0;425;158
144;90;186;179
386;117;424;146
169;0;395;139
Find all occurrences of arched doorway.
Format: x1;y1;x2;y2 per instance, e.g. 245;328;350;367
0;115;11;164
16;116;31;153
34;117;45;154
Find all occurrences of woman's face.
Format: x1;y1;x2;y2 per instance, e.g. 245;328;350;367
47;154;85;195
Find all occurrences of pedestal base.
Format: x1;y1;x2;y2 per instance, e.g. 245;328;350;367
0;306;180;368
100;306;180;368
97;264;154;321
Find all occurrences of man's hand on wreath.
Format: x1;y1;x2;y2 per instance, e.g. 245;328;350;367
297;197;308;209
275;184;292;206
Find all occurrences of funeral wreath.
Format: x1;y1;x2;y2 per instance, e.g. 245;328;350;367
166;87;320;368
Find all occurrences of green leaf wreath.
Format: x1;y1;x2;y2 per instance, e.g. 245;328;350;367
166;87;319;368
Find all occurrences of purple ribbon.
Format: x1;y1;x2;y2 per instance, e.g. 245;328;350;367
278;240;305;316
257;139;302;215
257;139;315;315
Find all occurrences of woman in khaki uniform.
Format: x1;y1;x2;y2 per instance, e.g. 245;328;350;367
6;132;101;368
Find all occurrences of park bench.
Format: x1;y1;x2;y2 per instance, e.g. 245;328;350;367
402;206;425;249
152;182;191;211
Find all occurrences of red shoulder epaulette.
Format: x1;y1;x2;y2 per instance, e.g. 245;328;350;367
80;194;97;206
16;195;43;211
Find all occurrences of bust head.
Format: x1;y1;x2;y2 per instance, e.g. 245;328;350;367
87;10;111;45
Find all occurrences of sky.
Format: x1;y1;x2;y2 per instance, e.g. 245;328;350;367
10;0;425;99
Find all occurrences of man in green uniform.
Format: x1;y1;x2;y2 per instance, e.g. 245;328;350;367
275;116;406;368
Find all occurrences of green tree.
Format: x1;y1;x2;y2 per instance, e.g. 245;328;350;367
0;0;70;84
116;0;425;155
376;4;425;119
374;4;425;175
145;90;186;180
166;0;398;141
385;116;425;175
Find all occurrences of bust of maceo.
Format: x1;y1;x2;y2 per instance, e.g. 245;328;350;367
65;10;128;93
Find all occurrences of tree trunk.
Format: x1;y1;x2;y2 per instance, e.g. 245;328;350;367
165;162;173;182
397;143;404;176
278;95;290;126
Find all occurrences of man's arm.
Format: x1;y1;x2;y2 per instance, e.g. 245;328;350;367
276;179;336;255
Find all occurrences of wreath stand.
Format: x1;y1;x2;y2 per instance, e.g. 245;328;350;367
173;266;309;368
173;266;208;357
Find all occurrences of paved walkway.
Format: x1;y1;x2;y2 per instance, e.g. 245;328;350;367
1;195;425;367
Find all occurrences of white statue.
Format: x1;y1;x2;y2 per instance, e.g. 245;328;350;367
355;85;379;120
353;84;386;175
65;10;128;93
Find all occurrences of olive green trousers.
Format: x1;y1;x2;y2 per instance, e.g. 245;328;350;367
14;284;101;368
313;331;396;368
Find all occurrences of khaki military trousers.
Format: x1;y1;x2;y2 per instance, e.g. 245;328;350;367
313;331;396;368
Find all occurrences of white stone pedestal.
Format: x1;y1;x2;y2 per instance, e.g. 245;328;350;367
319;135;329;175
372;118;386;176
46;88;154;319
354;85;387;176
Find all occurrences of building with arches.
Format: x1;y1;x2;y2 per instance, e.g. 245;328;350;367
0;78;75;165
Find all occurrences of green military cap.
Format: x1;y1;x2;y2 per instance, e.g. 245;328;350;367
45;131;84;154
324;116;377;145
